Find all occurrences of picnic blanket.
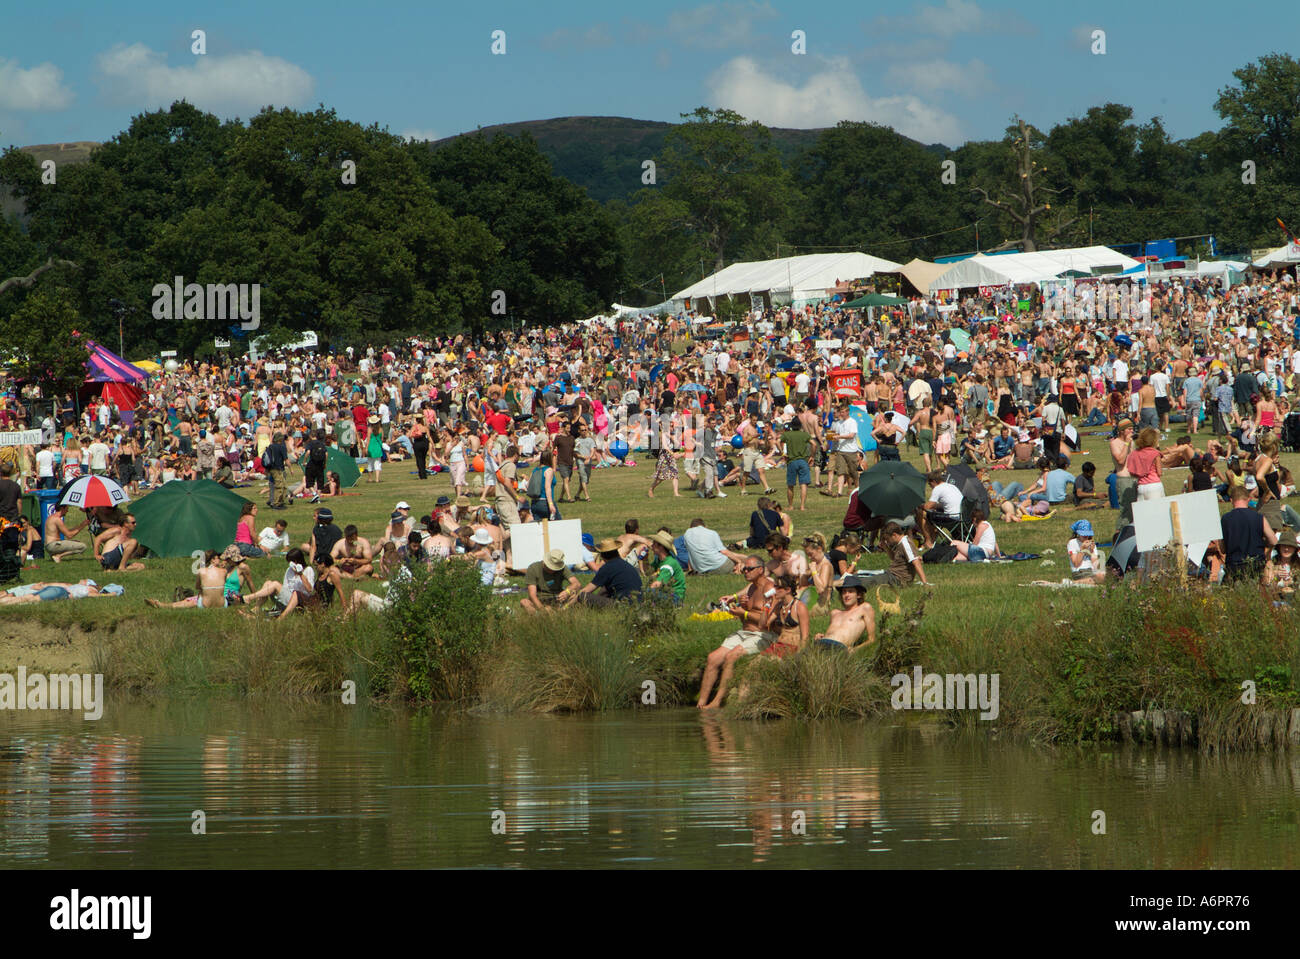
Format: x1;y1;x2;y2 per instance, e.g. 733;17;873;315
992;552;1041;562
1024;579;1098;589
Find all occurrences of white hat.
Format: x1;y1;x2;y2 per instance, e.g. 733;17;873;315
471;529;493;546
394;501;410;510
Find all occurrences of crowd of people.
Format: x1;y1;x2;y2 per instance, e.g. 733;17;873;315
0;263;1297;671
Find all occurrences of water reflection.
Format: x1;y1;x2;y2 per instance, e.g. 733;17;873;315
1;699;1298;868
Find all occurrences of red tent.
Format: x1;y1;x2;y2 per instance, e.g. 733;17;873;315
82;340;149;427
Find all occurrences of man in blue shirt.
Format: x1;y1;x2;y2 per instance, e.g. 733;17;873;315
1042;456;1075;504
991;426;1015;466
1213;380;1234;437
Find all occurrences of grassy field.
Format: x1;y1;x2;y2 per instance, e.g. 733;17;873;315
5;429;1299;748
0;426;1210;632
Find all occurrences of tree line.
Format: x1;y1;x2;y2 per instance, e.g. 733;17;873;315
1;53;1297;358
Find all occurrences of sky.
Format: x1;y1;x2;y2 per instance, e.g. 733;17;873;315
0;0;1294;150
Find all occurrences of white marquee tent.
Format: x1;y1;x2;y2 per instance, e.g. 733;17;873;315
928;247;1141;291
672;252;902;309
1252;243;1300;268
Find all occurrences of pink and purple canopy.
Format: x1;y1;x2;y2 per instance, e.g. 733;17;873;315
84;340;149;384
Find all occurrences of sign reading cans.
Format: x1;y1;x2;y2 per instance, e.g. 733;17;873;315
0;430;42;447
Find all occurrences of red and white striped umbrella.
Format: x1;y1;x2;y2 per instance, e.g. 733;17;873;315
58;474;131;509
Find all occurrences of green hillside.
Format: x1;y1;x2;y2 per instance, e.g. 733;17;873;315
0;141;99;221
429;116;947;204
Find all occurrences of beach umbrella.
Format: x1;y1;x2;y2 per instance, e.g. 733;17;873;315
943;463;989;518
776;359;802;371
324;446;362;488
678;383;708;392
857;460;926;519
948;329;971;352
58;474;130;509
1114;334;1134;347
128;480;251;558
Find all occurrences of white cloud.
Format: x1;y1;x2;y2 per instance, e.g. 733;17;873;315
886;58;993;96
0;57;74;110
706;56;961;143
914;0;989;36
541;24;615;50
666;2;779;48
94;43;313;112
401;129;439;142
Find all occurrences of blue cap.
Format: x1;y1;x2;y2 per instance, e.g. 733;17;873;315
1071;519;1094;538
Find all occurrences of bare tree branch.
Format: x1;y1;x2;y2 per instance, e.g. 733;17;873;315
0;257;80;296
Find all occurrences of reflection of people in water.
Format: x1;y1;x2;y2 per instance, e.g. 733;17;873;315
813;577;877;652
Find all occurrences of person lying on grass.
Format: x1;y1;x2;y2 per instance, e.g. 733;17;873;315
0;579;123;604
696;558;775;709
147;546;251;609
812;576;877;652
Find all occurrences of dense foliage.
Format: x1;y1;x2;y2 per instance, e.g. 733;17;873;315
2;53;1299;341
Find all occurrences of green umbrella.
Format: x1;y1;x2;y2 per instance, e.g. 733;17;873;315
325;446;362;488
858;460;927;520
948;328;971;352
843;292;909;308
128;480;252;558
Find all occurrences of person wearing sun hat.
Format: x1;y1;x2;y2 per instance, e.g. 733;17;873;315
565;537;643;608
646;530;686;605
1066;519;1105;583
1265;529;1300;596
520;547;581;612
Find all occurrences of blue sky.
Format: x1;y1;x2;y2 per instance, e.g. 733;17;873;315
1;0;1293;149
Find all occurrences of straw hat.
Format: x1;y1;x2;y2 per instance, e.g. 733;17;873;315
649;531;676;553
596;537;622;554
544;548;567;571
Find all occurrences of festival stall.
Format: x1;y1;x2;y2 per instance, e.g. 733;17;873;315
83;340;150;427
671;252;903;313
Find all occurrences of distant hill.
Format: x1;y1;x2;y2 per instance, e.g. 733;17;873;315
1;141;99;222
430;116;948;204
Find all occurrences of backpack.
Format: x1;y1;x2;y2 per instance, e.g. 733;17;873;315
310;442;327;465
527;467;546;500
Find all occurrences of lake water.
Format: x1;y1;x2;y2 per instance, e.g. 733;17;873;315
2;698;1297;869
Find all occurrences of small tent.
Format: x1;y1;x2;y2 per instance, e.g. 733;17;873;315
84;340;149;427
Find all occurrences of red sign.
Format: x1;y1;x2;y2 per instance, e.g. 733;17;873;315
828;368;862;397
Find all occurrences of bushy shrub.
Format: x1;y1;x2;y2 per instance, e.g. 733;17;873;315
379;560;493;702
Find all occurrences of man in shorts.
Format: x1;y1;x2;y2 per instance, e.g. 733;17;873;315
93;514;145;572
813;576;877;652
780;420;813;511
738;411;773;495
830;401;863;497
696;557;774;709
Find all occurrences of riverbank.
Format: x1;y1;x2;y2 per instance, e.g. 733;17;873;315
8;574;1297;752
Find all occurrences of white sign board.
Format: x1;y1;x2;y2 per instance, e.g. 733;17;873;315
510;518;585;570
264;363;287;372
815;339;843;350
160;350;177;358
0;430;41;447
215;338;231;348
1133;490;1222;562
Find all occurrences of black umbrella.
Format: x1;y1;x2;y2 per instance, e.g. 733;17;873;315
1106;525;1140;576
858;460;926;519
943;463;989;518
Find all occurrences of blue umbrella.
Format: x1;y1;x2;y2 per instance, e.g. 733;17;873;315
776;360;800;371
648;363;664;383
679;383;708;392
1114;334;1133;347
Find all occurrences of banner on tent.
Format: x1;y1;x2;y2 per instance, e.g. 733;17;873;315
0;430;41;447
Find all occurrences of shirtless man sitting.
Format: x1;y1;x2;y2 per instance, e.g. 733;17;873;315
93;514;145;572
44;504;88;562
813;577;878;653
331;524;374;578
1160;435;1197;469
696;558;775;710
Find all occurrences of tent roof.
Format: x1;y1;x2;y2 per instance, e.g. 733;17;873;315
85;340;148;384
672;252;902;301
898;258;950;292
929;247;1140;290
1252;243;1300;268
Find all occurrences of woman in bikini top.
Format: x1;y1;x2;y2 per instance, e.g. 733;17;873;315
762;574;808;659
